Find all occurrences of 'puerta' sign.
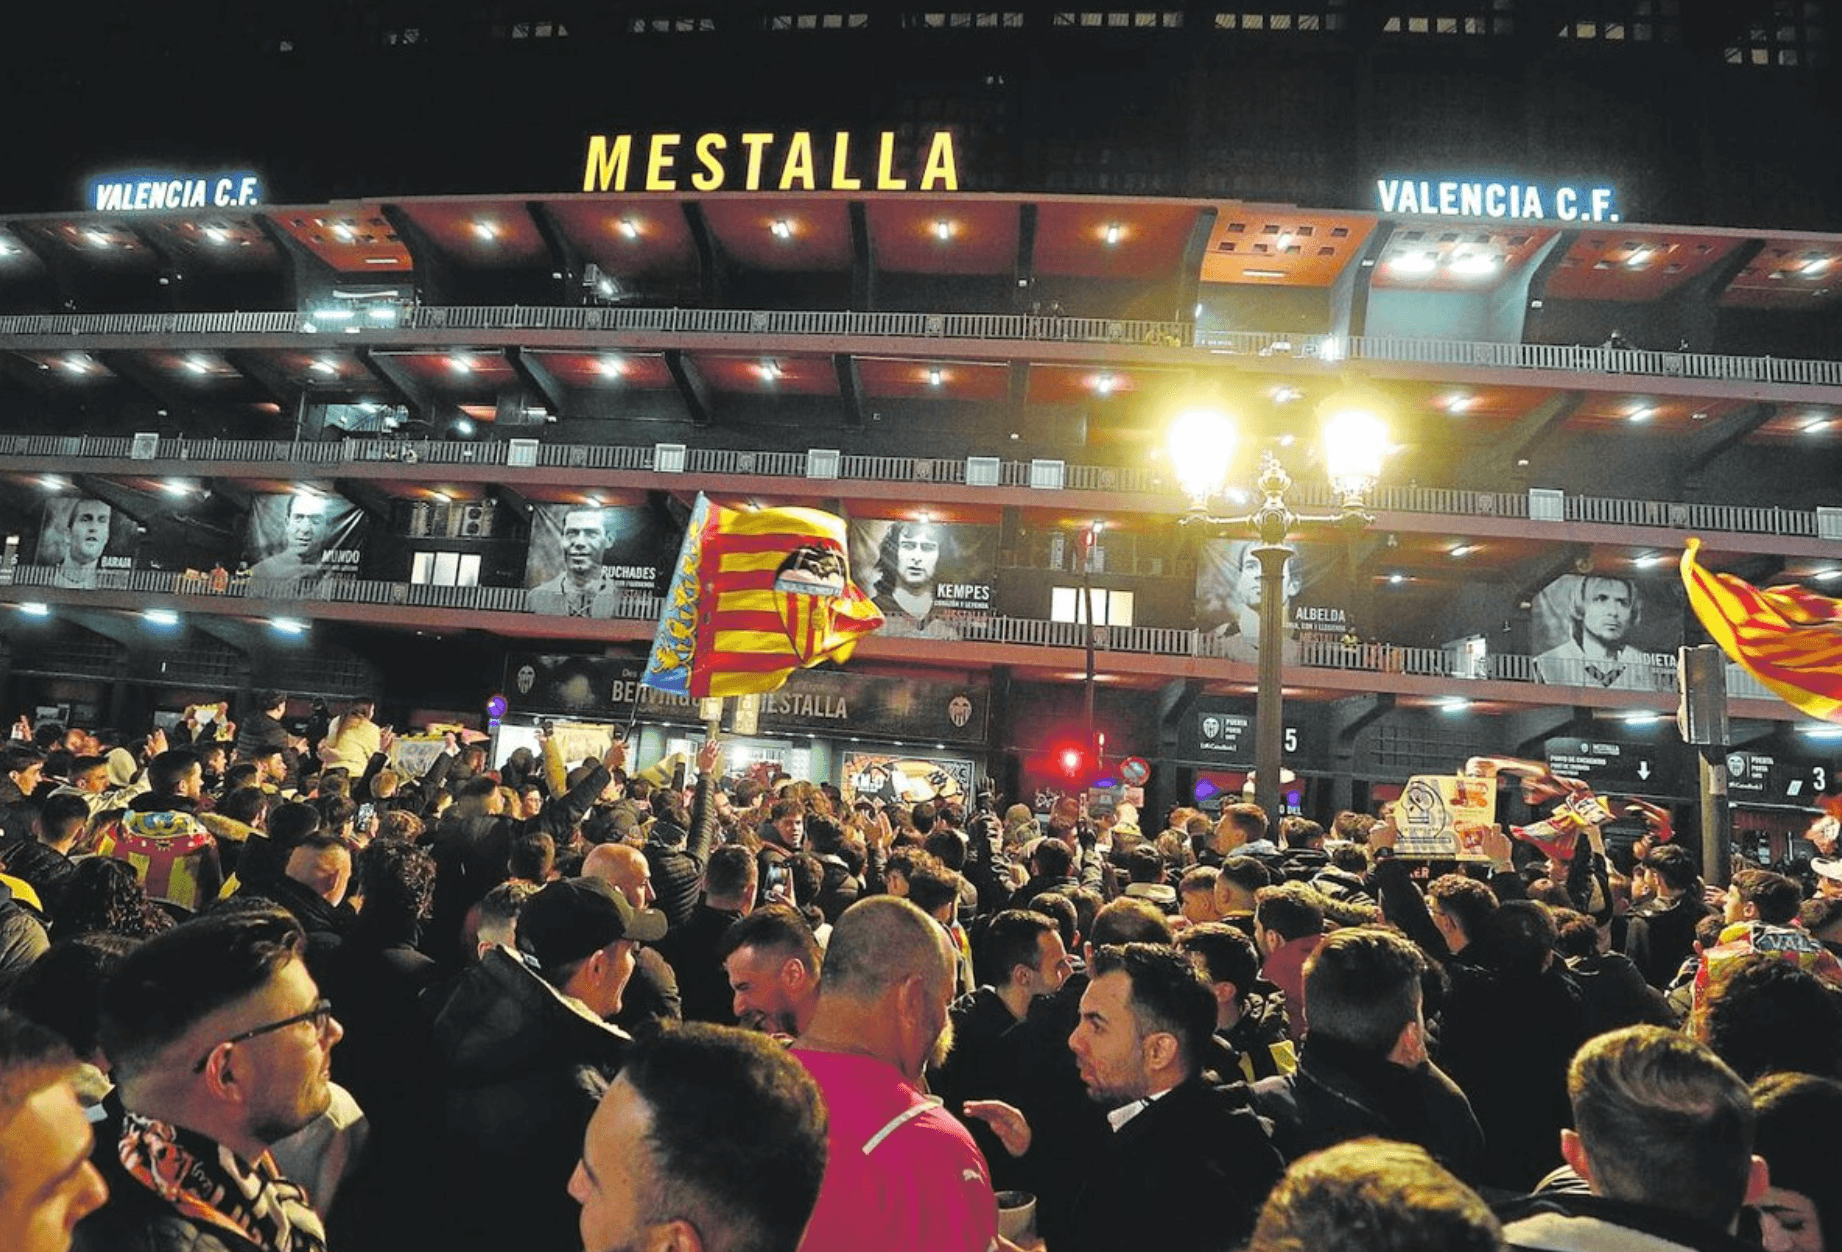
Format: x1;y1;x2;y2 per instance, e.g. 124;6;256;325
1375;176;1619;223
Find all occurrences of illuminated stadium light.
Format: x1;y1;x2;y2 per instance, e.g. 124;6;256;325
598;357;625;378
1448;253;1499;277
1104;222;1121;244
770;219;793;239
1389;252;1437;275
143;609;180;627
934;219;953;240
270;618;306;636
16;603;49;617
619;217;639;239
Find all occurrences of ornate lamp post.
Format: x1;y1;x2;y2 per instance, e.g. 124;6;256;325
1168;390;1390;821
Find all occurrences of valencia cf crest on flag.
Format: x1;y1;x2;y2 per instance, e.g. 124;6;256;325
642;494;884;699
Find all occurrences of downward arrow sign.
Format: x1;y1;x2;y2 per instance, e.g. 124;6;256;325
1637;761;1651;780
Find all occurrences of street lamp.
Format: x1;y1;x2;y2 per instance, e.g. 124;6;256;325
1168;387;1390;821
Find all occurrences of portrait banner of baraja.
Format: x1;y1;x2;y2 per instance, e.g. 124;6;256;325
90;174;263;213
582;130;960;193
1375;178;1618;222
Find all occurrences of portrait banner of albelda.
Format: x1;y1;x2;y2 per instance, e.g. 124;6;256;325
1195;538;1353;661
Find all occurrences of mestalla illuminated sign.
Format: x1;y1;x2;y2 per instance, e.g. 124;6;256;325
581;130;960;192
1376;177;1619;223
88;171;263;213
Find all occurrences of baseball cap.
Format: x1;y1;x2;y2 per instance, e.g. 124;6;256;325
517;877;668;973
1812;856;1842;885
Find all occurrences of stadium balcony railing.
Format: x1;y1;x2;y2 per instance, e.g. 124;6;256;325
0;305;1838;388
0;562;1773;704
0;432;1830;542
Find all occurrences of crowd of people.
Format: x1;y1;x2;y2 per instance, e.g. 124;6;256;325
0;692;1838;1252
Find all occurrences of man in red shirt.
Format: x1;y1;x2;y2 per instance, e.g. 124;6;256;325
794;896;1010;1252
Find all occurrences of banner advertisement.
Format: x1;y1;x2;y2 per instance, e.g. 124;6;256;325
30;495;137;589
504;653;989;745
28;487;247;588
843;751;975;807
243;492;369;592
523;502;679;619
1530;571;1681;691
847;518;996;640
1196;539;1352;661
1394;773;1498;858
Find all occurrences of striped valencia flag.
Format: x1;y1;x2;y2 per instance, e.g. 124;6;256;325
1680;537;1842;723
643;494;884;698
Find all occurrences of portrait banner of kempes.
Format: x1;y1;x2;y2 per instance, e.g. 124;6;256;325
30;495;136;588
1195;538;1351;661
243;492;368;592
846;518;995;640
523;503;678;619
1531;571;1681;690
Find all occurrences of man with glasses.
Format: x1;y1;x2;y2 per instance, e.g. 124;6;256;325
73;905;343;1252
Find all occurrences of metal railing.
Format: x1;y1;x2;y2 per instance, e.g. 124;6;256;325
0;570;1775;702
4;303;1842;390
0;430;1823;542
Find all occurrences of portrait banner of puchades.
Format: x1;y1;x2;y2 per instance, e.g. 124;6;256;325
523;503;680;620
242;492;369;593
847;518;996;641
842;751;973;808
1531;571;1682;691
1195;539;1353;662
1394;774;1499;859
30;495;138;589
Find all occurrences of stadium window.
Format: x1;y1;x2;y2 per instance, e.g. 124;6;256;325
1722;0;1827;66
1559;0;1679;43
1051;586;1134;627
771;12;870;28
629;15;717;32
411;552;481;588
1214;5;1345;31
1382;6;1499;35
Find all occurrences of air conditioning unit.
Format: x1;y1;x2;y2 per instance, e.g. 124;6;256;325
460;504;492;538
1819;507;1842;542
805;449;841;479
1529;488;1565;522
655;443;687;473
1029;459;1066;490
507;438;540;468
130;432;160;460
965;456;1001;487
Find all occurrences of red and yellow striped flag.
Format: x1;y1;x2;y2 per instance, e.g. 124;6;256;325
1681;537;1842;723
643;494;884;698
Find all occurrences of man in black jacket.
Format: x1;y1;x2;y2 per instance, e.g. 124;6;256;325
0;791;89;909
1252;926;1485;1185
656;844;756;1024
1059;942;1283;1252
642;739;720;931
429;876;667;1252
931;909;1071;1187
